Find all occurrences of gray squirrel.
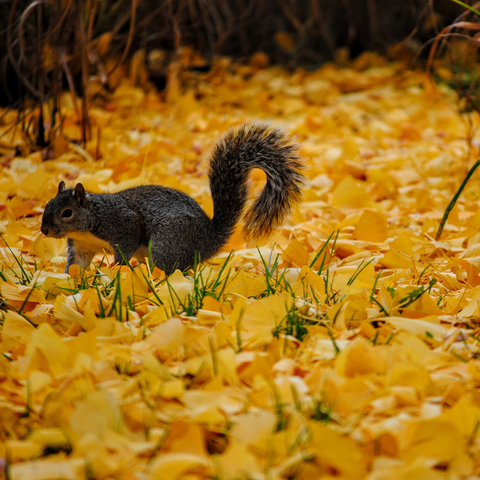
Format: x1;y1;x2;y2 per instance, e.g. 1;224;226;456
41;124;305;273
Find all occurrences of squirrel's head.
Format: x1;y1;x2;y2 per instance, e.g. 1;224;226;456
41;181;90;238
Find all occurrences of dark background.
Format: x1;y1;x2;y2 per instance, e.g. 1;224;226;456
0;0;473;148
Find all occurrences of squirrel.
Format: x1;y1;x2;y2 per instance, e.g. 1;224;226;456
41;123;305;274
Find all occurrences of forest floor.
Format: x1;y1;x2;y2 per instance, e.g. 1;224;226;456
2;52;480;479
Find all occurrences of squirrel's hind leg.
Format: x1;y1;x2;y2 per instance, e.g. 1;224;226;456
148;233;189;274
148;215;215;274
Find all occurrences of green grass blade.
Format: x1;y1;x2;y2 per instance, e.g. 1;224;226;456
309;230;335;269
347;258;374;286
450;0;480;17
436;158;480;240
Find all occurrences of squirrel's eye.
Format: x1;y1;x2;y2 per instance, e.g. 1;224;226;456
61;208;73;218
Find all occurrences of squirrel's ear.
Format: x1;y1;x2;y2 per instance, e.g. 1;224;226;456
74;183;87;207
57;181;65;194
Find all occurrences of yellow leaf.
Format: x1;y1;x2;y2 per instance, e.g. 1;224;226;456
1;281;45;303
385;316;446;341
336;336;389;377
150;453;212;480
29;428;69;449
459;286;480;316
380;233;415;269
353;208;389;242
161;379;184;399
197;308;222;326
8;458;85;480
28;371;52;396
164;420;208;457
146;317;185;360
17;166;49;200
370;456;450;480
216;439;260;476
239;292;293;347
5;440;43;462
30;236;65;262
331;176;368;209
53;294;85;328
78;288;107;316
42;275;75;298
230;410;277;452
69;390;125;439
402;420;462;463
112;84;145;107
387;362;431;397
26;323;71;377
1;311;35;350
153;270;193;310
309;422;366;478
295;265;326;304
441;395;480;437
119;267;150;304
64;329;98;360
223;269;266;298
142;305;170;326
142;351;171;380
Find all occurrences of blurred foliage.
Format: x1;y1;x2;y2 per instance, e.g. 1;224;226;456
0;0;467;147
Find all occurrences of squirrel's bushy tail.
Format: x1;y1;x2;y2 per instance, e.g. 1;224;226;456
209;123;304;245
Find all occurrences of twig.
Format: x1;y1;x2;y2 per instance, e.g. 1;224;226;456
7;0;42;99
106;0;138;76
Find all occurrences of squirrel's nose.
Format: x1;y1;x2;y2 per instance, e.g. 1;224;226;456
41;224;49;236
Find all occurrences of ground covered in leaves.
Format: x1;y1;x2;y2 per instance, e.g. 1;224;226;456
2;52;480;480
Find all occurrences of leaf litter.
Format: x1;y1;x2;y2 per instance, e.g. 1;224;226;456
2;52;480;479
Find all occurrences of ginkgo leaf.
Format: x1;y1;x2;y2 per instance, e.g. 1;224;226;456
8;458;86;480
353;208;389;243
150;453;213;480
